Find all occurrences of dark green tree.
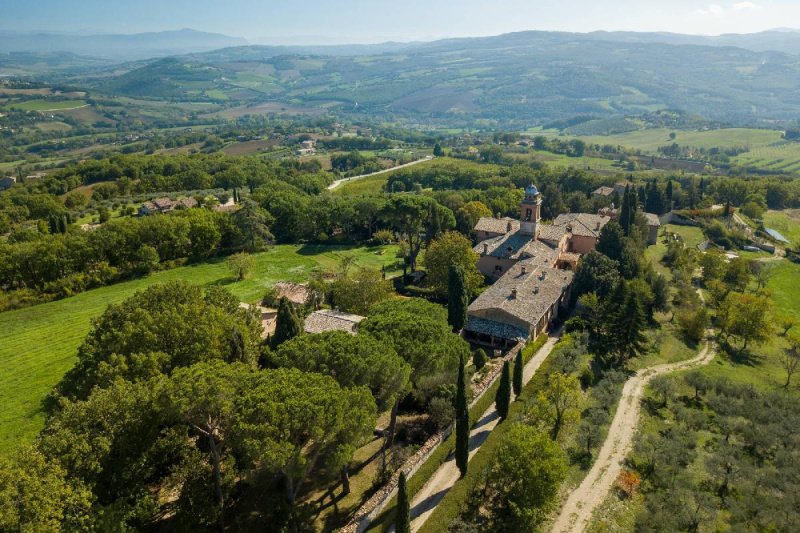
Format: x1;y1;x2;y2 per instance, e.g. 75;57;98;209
513;349;523;398
473;348;488;370
496;360;511;420
619;186;637;236
645;180;665;215
609;284;648;366
396;471;411;533
447;265;469;332
572;251;620;301
271;297;302;349
596;220;625;262
433;143;444;157
455;355;470;477
232;199;274;252
665;180;674;208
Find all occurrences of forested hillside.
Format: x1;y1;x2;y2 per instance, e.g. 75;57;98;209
80;31;800;127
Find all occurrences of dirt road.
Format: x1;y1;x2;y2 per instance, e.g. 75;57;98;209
405;334;562;532
550;335;716;533
326;156;434;191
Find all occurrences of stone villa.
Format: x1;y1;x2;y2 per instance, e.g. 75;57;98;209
463;185;612;349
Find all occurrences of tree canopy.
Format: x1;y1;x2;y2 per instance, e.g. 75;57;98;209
270;331;411;411
56;281;262;401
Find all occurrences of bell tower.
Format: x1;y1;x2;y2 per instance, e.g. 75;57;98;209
519;184;542;237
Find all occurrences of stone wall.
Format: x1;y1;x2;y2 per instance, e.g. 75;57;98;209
339;342;524;533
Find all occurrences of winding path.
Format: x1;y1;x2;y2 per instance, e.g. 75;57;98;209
550;331;716;533
326;156;434;191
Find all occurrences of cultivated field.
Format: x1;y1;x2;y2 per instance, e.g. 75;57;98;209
0;244;400;457
570;127;800;174
575;128;783;152
7;99;87;111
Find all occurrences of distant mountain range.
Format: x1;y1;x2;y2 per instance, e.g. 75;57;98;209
584;29;800;56
6;28;800;128
76;30;800;128
0;29;247;60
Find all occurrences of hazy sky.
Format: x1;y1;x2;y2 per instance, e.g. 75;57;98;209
2;0;799;43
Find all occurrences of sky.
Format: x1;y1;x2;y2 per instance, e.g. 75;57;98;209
2;0;799;44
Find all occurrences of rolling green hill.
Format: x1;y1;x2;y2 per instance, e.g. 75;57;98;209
84;31;800;128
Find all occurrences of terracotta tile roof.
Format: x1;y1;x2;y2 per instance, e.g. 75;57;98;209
593;186;615;196
474;217;519;235
468;261;573;332
538;224;567;243
553;213;611;238
303;309;365;335
475;233;559;266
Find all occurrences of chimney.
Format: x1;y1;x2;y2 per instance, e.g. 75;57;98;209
540;271;547;281
521;265;527;275
483;243;489;255
507;221;513;232
533;286;539;295
511;288;518;299
596;221;601;231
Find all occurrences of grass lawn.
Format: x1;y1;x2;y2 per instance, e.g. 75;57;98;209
331;174;388;196
0;244;400;457
630;315;698;372
7;99;87;111
763;209;800;248
576;128;782;154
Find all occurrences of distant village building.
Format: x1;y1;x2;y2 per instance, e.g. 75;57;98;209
25;173;45;182
138;197;198;216
297;139;316;156
303;309;365;335
592;185;615;197
0;176;16;191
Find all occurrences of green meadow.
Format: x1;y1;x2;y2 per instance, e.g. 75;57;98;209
0;244;400;457
576;128;782;152
7;99;87;111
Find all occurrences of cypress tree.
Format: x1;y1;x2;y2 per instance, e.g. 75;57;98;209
396;471;411;533
272;297;302;348
610;285;648;367
665;180;674;209
433;143;444;157
455;354;470;477
495;360;511;420
619;185;633;236
513;349;523;397
447;265;469;332
645;180;665;215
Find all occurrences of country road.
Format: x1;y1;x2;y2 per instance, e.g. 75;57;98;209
404;334;562;532
550;330;717;533
326;156;434;191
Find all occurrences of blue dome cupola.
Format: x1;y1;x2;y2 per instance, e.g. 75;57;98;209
525;184;540;200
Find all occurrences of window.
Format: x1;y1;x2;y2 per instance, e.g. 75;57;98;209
525;208;532;221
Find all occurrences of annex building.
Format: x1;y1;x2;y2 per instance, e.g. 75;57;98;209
463;185;611;349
